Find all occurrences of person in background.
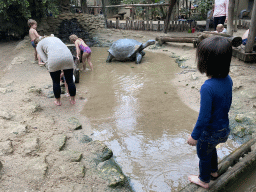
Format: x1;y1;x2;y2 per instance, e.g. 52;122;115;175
242;29;256;46
187;36;233;189
69;34;93;71
28;19;45;65
215;24;227;33
205;4;214;31
213;0;229;30
35;36;76;106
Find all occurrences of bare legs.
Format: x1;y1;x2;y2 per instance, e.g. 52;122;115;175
81;52;93;71
34;47;45;65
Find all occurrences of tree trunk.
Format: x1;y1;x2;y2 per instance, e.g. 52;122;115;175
81;0;88;13
227;0;235;36
234;0;240;32
101;0;107;28
164;0;177;34
245;0;256;53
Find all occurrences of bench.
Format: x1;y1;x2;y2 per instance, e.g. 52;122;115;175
117;12;126;20
113;14;122;20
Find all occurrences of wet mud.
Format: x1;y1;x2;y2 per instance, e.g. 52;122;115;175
78;47;242;191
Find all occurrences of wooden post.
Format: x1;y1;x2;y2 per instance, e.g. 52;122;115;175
110;20;112;28
245;0;256;53
234;0;240;32
164;0;177;33
116;19;119;29
126;18;128;29
157;20;160;31
227;0;235;36
150;20;153;31
101;0;107;28
147;20;149;31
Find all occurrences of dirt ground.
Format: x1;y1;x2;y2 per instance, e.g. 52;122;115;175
0;27;255;191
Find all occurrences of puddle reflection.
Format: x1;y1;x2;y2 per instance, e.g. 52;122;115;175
80;47;242;191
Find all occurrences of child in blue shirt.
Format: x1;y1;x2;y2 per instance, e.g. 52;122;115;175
187;36;233;189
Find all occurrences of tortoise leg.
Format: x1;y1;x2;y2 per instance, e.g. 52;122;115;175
135;52;142;64
141;51;146;57
106;53;114;63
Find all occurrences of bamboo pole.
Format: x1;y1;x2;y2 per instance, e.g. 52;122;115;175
245;0;256;53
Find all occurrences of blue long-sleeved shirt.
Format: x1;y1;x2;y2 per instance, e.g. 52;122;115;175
191;75;233;140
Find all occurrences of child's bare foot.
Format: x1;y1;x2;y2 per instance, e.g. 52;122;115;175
188;175;209;189
70;97;76;105
39;62;45;66
54;100;62;106
65;93;70;97
210;172;218;180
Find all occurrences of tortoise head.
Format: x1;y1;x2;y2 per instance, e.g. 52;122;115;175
142;40;155;49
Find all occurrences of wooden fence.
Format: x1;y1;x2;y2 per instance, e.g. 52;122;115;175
107;19;197;32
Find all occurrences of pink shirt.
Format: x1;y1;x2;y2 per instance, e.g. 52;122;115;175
213;0;229;18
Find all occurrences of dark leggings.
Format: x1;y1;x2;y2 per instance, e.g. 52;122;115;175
213;16;226;30
50;69;76;98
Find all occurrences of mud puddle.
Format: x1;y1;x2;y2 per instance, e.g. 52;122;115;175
78;47;241;191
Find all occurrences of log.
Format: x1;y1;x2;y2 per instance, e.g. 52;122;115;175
198;150;256;192
179;137;256;192
156;36;197;46
199;32;242;47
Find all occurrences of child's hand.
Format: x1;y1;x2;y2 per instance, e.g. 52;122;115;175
187;136;197;146
77;56;79;60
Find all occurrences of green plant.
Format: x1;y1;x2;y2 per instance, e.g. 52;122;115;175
196;0;213;20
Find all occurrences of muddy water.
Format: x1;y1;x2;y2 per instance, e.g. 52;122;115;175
79;47;242;191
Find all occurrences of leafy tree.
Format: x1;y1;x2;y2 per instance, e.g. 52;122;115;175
0;0;63;39
196;0;213;20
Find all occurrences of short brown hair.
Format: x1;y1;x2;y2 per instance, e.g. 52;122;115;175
28;19;37;27
69;34;78;42
197;36;232;78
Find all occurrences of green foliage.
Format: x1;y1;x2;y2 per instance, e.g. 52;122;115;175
0;0;62;39
196;0;213;20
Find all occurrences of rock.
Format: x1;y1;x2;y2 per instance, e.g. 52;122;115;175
0;88;8;93
68;117;82;130
191;73;198;80
54;135;67;151
80;135;92;143
235;113;256;125
0;111;13;120
28;86;42;94
235;114;246;123
24;157;48;182
0;140;13;155
47;91;55;98
0;81;14;88
59;162;85;178
97;158;125;187
60;150;82;162
11;56;26;64
232;126;246;138
28;103;43;113
23;138;40;156
11;124;27;136
87;141;113;163
240;89;256;99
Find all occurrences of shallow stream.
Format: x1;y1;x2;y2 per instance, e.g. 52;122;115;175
79;47;252;191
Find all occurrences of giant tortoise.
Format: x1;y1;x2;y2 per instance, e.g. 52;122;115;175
106;39;155;64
